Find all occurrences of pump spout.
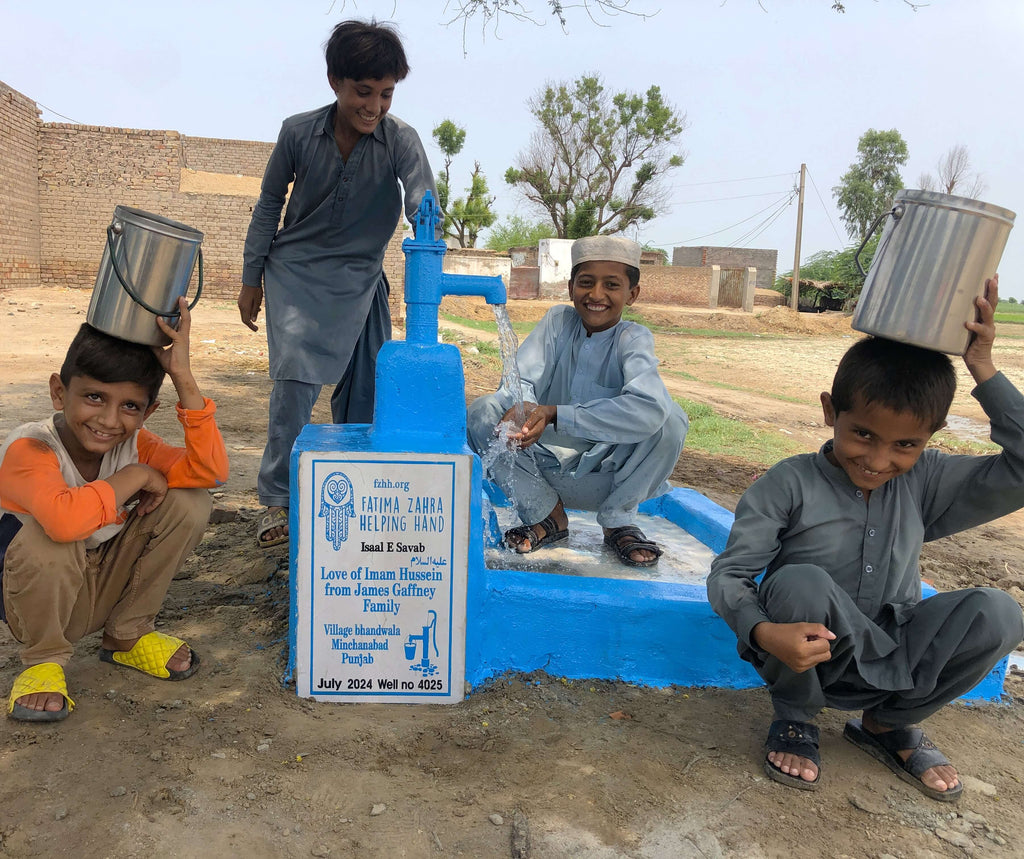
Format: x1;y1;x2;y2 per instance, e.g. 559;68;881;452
402;191;507;344
440;272;506;306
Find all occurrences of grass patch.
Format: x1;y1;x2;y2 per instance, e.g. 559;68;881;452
993;312;1024;326
660;368;807;405
440;312;536;336
675;396;805;466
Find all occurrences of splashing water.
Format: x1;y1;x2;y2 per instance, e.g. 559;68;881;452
493;304;525;426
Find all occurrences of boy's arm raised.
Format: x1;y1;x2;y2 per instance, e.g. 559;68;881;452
963;275;998;385
153;296;204;410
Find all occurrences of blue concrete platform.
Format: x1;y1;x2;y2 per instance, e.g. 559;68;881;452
466;484;1009;702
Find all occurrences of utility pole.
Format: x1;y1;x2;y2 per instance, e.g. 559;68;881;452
790;163;806;312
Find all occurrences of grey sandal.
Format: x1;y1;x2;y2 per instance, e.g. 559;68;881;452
844;718;963;802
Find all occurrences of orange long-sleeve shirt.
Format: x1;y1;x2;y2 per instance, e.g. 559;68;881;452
0;398;229;544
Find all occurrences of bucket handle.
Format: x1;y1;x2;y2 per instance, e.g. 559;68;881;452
105;224;203;319
855;203;904;277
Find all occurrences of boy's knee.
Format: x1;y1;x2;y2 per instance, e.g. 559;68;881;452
158;488;213;533
467;395;506;450
5;518;86;569
967;588;1024;651
655;410;687;458
760;564;835;622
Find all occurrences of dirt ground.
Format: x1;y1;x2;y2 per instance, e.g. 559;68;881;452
1;286;1023;859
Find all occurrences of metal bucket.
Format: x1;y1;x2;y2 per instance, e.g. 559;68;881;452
87;206;204;346
852;189;1014;354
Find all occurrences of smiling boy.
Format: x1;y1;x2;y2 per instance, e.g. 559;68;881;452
467;235;688;566
1;299;228;721
238;19;437;551
707;277;1024;800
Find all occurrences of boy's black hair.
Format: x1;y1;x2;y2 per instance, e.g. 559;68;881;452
60;324;165;404
569;263;641;289
831;336;956;431
325;19;410;82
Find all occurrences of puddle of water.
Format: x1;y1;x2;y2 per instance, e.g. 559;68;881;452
485;506;715;586
943;414;992;444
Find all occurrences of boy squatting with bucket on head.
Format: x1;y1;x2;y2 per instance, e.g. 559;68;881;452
0;298;229;722
238;19;437;551
706;276;1024;801
467;236;689;567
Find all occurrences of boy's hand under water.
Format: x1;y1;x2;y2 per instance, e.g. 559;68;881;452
499;403;557;449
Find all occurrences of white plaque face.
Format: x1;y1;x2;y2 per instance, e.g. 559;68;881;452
293;453;470;703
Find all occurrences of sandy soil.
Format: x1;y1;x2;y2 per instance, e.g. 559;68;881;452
1;287;1023;859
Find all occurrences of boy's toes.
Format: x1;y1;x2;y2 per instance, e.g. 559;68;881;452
165;644;193;674
922;764;959;793
16;691;66;712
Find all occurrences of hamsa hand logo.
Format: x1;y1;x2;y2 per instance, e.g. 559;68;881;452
319;471;355;550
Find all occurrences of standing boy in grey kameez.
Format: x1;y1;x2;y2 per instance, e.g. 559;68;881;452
467;236;688;567
707;277;1024;801
238;20;436;549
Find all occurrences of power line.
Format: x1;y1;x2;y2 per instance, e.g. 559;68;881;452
805;166;844;244
35;100;81;124
664;191;795;245
674;189;793;205
727;192;797;248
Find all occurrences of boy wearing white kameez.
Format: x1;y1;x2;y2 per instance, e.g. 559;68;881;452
467;236;687;567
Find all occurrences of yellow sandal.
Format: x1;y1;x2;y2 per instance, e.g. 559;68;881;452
100;631;200;680
8;662;75;722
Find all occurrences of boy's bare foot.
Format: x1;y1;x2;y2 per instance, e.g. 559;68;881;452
860;712;960;795
766;749;819;784
505;501;569;553
14;691;66;713
102;634;193;674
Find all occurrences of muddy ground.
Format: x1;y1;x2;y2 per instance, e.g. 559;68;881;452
1;286;1023;859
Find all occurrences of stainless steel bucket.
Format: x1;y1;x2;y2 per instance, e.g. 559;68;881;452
87;206;204;346
851;190;1014;354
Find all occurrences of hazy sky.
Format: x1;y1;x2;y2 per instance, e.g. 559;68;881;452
3;0;1023;299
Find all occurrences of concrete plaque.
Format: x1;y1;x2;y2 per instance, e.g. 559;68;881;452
293;452;470;703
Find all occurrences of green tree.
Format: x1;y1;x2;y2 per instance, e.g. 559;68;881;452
505;74;686;238
484;215;556;252
774;234;879;308
832;128;909;242
432;120;496;248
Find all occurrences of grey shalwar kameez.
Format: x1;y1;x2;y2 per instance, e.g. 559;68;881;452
242;105;436;507
706;372;1024;726
467;305;688;528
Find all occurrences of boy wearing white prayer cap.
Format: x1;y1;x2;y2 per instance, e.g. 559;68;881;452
467;235;688;566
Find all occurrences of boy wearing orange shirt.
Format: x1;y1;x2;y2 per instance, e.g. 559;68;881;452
1;298;229;722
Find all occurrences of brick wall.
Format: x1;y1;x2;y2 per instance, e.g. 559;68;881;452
672;245;778;291
0;82;41;288
1;79;410;306
181;136;275;177
636;265;711;306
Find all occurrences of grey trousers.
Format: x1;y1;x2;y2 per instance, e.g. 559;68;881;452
753;564;1024;726
257;282;390;508
466;393;686;529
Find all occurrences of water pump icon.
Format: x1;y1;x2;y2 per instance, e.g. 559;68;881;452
404;610;440;677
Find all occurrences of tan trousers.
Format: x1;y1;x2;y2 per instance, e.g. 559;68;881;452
2;488;211;667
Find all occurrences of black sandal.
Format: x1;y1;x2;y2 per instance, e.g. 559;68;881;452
503;515;569;554
603;525;663;568
764;720;821;791
844;718;963;802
